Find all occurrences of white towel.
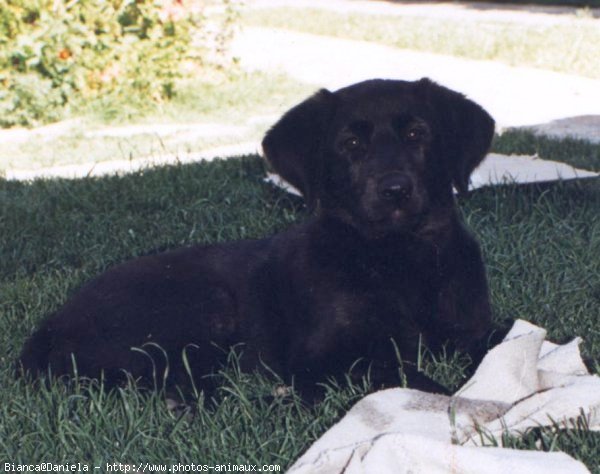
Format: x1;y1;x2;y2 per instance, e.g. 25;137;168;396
288;320;600;474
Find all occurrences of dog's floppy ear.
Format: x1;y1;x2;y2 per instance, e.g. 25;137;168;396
418;78;495;194
262;89;337;208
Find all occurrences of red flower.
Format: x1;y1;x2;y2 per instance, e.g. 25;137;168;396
58;49;72;60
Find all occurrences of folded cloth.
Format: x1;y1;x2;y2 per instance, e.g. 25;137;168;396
287;320;600;474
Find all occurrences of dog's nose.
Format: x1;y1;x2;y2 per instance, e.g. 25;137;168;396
378;174;413;203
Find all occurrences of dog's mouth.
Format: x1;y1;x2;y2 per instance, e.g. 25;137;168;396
366;207;425;232
354;184;428;235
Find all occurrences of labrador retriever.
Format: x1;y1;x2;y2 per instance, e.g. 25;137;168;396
19;78;498;400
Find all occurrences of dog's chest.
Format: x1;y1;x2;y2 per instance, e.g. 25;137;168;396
285;222;444;333
307;253;440;335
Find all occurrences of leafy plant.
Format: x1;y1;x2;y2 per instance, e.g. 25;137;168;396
0;0;237;127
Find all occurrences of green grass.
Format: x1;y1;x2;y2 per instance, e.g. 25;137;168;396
0;71;313;173
243;8;600;80
2;2;599;468
78;71;312;127
2;355;365;469
1;136;600;470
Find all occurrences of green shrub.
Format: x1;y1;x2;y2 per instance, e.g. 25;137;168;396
0;0;237;128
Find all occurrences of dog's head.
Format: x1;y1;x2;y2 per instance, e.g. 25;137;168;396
262;79;494;237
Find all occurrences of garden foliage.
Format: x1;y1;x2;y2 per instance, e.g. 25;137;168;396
0;0;237;127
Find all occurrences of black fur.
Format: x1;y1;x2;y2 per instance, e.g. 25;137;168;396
19;78;499;400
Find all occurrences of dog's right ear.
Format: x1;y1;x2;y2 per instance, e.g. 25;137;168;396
262;89;337;209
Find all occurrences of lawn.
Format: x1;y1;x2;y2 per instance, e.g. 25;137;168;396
2;0;599;470
1;132;599;471
0;71;313;173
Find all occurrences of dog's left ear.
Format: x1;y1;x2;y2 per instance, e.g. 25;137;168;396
418;78;495;194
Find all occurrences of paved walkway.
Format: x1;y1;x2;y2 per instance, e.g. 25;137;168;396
233;26;600;130
238;0;600;139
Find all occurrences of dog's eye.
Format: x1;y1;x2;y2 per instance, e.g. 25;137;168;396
405;128;424;142
344;136;361;151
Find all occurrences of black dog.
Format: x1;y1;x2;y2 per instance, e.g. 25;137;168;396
19;78;497;400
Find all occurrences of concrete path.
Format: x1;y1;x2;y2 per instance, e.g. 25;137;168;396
232;26;600;133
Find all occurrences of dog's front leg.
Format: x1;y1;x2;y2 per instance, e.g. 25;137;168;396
436;233;510;368
290;358;450;404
